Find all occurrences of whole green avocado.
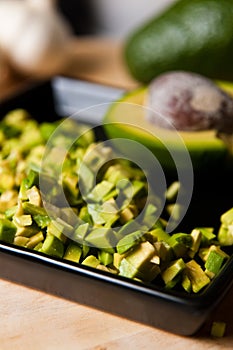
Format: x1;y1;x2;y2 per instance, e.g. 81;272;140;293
125;0;233;83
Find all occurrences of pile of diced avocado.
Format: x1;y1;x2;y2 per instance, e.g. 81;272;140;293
0;109;232;294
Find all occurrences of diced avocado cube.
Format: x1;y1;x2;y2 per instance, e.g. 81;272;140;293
79;163;95;194
3;108;29;125
218;224;233;246
117;220;141;237
54;218;73;235
87;180;114;202
39;122;58;141
47;219;72;243
82;255;100;268
13;214;32;227
198;247;211;262
101;199;118;214
119;207;134;223
104;164;132;185
130;261;160;283
150;253;160;265
14;236;29;247
166;203;183;223
5;205;18;220
19;180;29;201
154;241;173;262
85;227;115;253
118;258;138;278
26;231;44;249
185;260;210;293
25;170;39;189
15;224;40;238
84;144;112;173
77;127;95;148
199;245;229;264
143;206;160;229
104;213;120;228
142;263;160;282
82;244;90;258
0;194;16;214
165;274;181;290
116;230;144;255
22;202;48;216
204;249;228;278
197;227;216;246
155;218;167;230
168;233;192;258
73;223;89;244
102;188;119;202
211;322;226;338
34;242;43;251
62;173;79;200
161;258;186;285
87;204;105;225
98;200;120;227
113;252;125;269
210;245;229;260
115;178;130;192
119;258;158;281
221;208;233;226
26;186;42;206
60;207;79;227
123;180;145;199
41;235;64;258
188;229;202;258
126;241;155;266
79;206;93;225
166;181;180;202
143;203;158;217
150;227;170;242
33;214;51;229
64;243;82;263
182;272;192;293
119;241;156;280
0;218;17;243
98;250;113;266
20;123;43;150
0;172;14;191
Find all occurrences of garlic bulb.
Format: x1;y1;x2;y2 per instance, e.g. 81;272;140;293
0;0;72;77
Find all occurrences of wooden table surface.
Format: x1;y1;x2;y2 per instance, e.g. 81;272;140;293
0;38;233;349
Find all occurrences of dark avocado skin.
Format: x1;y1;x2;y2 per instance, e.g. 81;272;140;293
125;0;233;83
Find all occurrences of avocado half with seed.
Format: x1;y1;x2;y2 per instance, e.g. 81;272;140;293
103;81;233;173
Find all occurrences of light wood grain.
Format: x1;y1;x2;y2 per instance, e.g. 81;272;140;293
0;38;233;349
1;277;233;350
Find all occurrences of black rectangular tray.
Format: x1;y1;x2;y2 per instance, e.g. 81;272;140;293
0;76;233;336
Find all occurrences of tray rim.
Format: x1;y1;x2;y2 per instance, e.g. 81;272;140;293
1;239;233;310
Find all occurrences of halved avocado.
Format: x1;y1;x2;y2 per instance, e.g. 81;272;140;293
103;81;233;174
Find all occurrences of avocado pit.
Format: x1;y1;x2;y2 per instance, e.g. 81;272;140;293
146;71;233;134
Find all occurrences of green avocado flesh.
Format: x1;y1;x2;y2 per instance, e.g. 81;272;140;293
1;108;233;293
103;81;233;172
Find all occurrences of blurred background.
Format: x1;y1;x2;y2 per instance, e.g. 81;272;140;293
2;0;232;92
0;0;178;91
57;0;176;38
